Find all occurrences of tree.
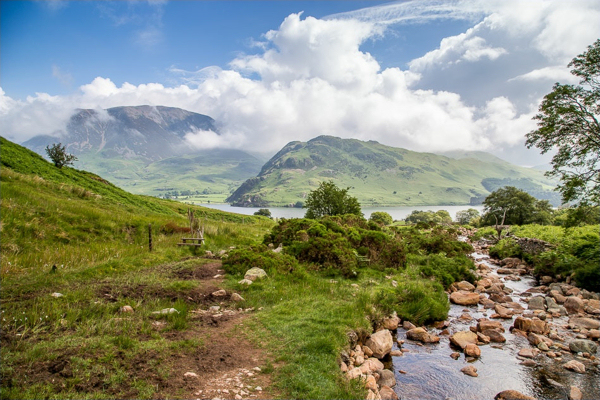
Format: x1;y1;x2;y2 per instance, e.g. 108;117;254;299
45;143;77;169
482;186;552;226
455;208;480;225
254;208;272;218
526;39;600;205
369;211;393;226
304;181;362;219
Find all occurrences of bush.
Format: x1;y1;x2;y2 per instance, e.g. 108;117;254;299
409;254;476;289
222;245;300;276
489;238;523;260
369;212;393;227
286;234;359;278
45;143;77;169
254;208;272;218
376;279;449;326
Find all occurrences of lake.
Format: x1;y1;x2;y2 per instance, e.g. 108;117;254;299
196;203;485;221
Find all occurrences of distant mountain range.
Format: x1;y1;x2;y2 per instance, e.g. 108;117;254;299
21;106;560;207
227;136;560;207
22;106;264;199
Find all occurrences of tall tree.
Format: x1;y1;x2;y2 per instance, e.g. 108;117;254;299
526;39;600;205
304;181;362;219
482;186;538;226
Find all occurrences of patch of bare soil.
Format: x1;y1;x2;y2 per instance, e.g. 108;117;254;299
173;262;223;280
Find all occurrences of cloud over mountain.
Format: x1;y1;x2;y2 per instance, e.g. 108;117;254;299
1;0;599;166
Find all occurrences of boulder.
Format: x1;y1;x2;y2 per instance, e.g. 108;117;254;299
244;267;267;281
500;257;521;268
379;385;398;400
563;360;586;373
483;329;506;343
212;289;227;297
489;293;513;303
464;343;481;358
119;305;134;313
383;313;401;330
366;389;380;400
517;348;539;358
494;390;535;400
450;331;478;350
512;317;549;335
564;297;584;315
569;339;598;354
460;365;478;377
527;333;552;347
588;329;600;340
569;386;583;400
378;369;396;388
450;291;480;306
550;290;566;304
456;281;476;291
569;317;600;330
365;330;393;359
347;367;363;379
406;327;440;344
528;296;546;310
365;374;377;391
359;358;384;374
403;321;417;330
494;304;514;319
363;345;374;357
478;319;505;332
238;279;253;285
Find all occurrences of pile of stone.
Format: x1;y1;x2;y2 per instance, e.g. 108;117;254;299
341;313;401;400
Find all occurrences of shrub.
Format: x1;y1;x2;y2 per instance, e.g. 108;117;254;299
222;245;300;276
409;254;476;289
254;208;272;218
489;238;523;260
286;235;358;278
376;279;449;326
369;212;393;227
45;143;77;168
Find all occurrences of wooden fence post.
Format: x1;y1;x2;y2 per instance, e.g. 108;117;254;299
148;223;153;252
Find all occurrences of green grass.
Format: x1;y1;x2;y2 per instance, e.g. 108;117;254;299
0;136;481;399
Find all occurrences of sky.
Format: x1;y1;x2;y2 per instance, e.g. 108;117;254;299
1;0;599;166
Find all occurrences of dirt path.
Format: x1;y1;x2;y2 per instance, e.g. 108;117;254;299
154;261;278;400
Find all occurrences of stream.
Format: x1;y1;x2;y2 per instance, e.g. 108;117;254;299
390;248;600;400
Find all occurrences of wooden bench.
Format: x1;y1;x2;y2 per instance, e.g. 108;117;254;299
177;237;205;247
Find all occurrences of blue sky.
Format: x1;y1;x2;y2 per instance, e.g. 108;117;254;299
2;0;599;166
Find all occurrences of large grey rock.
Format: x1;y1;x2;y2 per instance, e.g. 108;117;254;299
378;369;396;388
244;267;267;281
569;317;600;330
365;330;393;359
569;339;598;354
564;296;584;314
528;296;546;310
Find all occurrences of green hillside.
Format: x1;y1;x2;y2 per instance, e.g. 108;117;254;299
0;136;271;275
74;149;264;202
227;136;558;207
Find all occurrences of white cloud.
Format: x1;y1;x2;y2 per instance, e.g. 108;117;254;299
508;66;578;83
2;2;599;168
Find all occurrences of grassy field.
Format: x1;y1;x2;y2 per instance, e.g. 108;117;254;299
0;136;476;399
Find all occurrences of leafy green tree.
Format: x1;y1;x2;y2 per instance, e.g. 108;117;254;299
254;208;272;218
405;210;451;225
369;211;393;226
304;181;362;219
455;208;480;225
482;186;537;225
45;143;77;169
526;39;600;205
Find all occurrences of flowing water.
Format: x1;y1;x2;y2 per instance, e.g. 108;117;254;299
391;251;600;400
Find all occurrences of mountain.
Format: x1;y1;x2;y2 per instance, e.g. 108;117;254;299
227;135;559;207
21;106;263;200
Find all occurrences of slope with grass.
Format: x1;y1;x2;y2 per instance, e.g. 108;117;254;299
227;135;557;207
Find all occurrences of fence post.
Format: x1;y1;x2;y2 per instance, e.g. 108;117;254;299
148;223;153;252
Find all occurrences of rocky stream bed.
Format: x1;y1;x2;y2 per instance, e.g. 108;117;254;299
341;236;600;400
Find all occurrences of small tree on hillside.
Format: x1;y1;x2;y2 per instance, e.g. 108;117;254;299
304;181;362;219
46;143;77;169
254;208;272;218
481;186;553;226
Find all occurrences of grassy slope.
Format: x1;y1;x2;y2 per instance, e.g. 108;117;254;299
74;149;263;202
228;136;555;207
